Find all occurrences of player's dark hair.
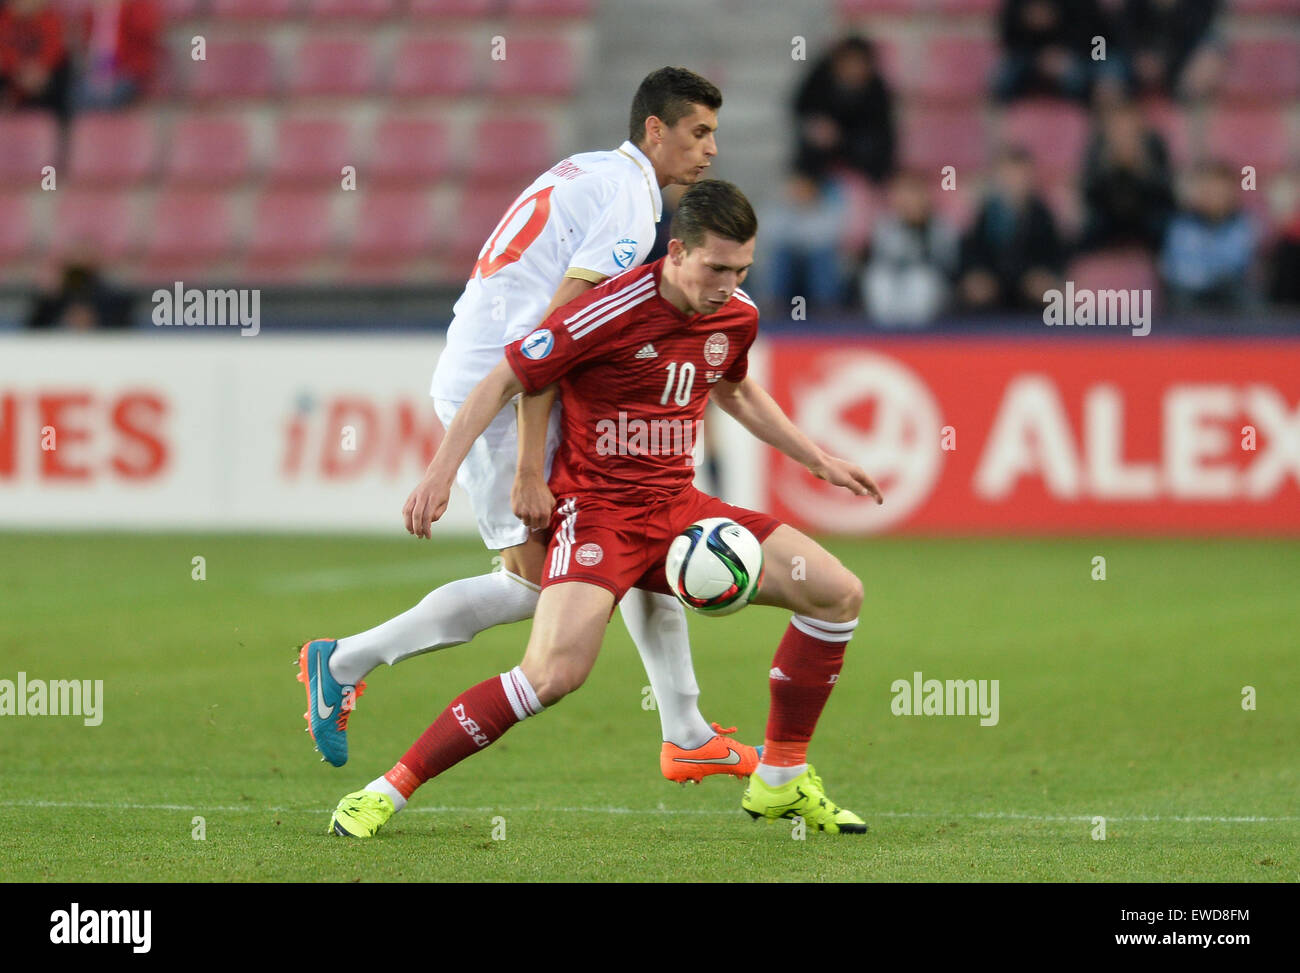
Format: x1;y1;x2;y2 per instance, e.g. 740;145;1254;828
629;67;722;146
670;180;758;249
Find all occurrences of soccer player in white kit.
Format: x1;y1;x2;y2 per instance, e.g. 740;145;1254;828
298;68;761;782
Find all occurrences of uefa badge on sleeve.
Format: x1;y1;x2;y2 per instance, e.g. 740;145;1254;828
613;239;638;268
521;328;555;360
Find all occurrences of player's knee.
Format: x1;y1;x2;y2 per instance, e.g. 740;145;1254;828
528;660;589;706
815;568;862;623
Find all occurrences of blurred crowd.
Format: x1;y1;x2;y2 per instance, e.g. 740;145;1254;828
758;2;1300;324
1;0;159;328
0;0;160;118
4;0;1296;330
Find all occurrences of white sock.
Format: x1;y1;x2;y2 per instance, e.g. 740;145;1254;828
619;588;715;749
366;774;407;813
756;762;808;788
329;570;540;685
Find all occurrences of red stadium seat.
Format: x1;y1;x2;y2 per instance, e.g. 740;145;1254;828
349;190;438;260
68;112;160;186
1233;0;1300;12
837;0;925;14
0;113;59;184
0;195;33;260
390;37;477;96
871;37;906;90
1206;108;1291;172
934;0;999;12
1222;40;1300;100
901;109;986;171
914;35;998;102
189;40;277;101
485;36;576;96
370;116;453;183
159;0;204;19
834;173;879;252
409;0;500;15
268;117;355;185
291;37;376;96
471;116;554;184
930;181;976;229
210;0;299;17
444;183;526;269
166;115;254;186
143;192;237;266
505;0;594;16
51;191;137;260
314;0;395;16
1002;99;1089;174
246;191;337;261
1068;247;1158;297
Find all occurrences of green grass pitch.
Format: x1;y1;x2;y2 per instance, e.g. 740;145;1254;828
0;531;1296;882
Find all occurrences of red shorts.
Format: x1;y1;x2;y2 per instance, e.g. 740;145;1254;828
541;487;781;601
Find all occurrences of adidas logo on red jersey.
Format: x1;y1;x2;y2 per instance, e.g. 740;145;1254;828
634;343;658;360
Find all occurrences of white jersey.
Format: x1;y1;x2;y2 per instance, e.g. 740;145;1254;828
431;140;663;402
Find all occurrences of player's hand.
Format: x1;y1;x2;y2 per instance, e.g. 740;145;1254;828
403;473;452;538
809;455;884;505
512;469;555;531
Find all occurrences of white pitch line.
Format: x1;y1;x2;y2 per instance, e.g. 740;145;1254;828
1;800;1296;824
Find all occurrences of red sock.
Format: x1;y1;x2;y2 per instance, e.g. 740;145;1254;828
763;615;856;765
387;673;534;796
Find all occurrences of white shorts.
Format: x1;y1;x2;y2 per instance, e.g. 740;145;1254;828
434;397;562;551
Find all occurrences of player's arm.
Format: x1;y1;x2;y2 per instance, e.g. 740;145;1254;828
512;275;603;529
711;375;883;504
405;359;526;538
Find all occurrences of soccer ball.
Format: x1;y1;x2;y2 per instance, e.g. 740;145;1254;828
664;518;764;617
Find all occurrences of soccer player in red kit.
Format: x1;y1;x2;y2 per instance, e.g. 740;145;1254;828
328;180;884;837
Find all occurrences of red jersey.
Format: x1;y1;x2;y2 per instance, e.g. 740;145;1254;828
504;258;758;505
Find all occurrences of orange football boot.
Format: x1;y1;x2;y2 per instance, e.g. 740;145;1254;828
661;722;761;784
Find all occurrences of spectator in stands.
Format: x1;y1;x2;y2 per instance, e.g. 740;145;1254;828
1078;101;1175;252
1267;175;1300;308
994;0;1106;103
757;170;850;311
0;0;71;119
72;0;161;110
792;35;896;186
27;254;132;330
1121;0;1224;102
1160;162;1258;310
959;146;1066;311
1268;216;1300;308
861;170;960;327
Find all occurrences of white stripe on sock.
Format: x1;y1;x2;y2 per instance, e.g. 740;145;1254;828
500;672;529;721
500;666;544;721
509;665;544;716
791;615;859;643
